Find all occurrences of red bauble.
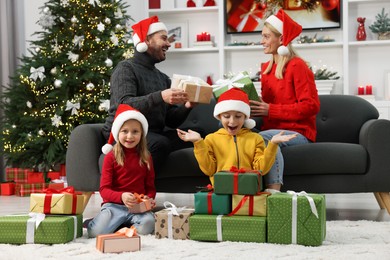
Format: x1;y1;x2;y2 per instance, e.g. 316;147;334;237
322;0;338;11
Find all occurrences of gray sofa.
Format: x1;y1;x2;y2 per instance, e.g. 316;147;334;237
66;95;390;213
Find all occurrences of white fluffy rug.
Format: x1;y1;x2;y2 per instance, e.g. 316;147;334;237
0;220;389;260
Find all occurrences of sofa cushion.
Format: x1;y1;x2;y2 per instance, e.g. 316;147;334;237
282;143;367;176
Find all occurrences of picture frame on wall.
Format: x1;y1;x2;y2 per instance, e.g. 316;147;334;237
225;0;341;34
165;21;189;49
385;70;390;100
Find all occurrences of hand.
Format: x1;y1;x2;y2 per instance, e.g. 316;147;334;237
177;129;202;142
161;88;189;105
249;99;269;117
185;101;197;108
270;131;298;144
121;192;137;208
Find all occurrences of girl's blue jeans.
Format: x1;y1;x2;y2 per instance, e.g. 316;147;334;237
87;202;155;238
259;129;310;186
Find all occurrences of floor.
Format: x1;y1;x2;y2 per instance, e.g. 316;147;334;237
1;192;390;222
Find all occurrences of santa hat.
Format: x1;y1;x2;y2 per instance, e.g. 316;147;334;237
102;104;148;154
131;16;167;53
213;88;256;129
265;9;302;56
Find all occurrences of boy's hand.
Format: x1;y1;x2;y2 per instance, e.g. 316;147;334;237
177;129;202;142
122;192;137;208
270;131;298;144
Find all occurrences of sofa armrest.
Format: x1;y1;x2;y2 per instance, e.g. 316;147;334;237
66;123;105;191
359;119;390;191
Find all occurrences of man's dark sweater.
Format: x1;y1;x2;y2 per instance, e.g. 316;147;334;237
102;51;191;139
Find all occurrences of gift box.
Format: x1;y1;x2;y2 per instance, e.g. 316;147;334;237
97;227;140;253
171;74;213;104
47;182;65;190
27;172;45;184
5;168;33;183
194;191;231;215
0;214;82;244
230;193;269;216
189;214;266;243
267;191;326;246
213;168;262;195
128;194;152;214
29;187;90;215
15;183;45;196
47;171;61;181
1;182;15;196
149;0;160;9
212;71;260;101
227;0;264;32
155;202;194;240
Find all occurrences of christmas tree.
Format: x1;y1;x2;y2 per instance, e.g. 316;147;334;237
369;8;390;39
0;0;134;171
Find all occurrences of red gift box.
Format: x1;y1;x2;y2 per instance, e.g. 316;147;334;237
15;183;46;197
60;164;66;176
47;171;61;181
1;182;16;196
227;0;265;32
149;0;160;9
47;182;65;190
27;172;45;184
5;168;33;183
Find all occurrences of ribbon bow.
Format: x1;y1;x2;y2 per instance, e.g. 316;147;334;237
28;212;46;230
133;193;146;203
115;226;137;237
213;72;247;92
287;190;319;218
41;186;76;195
163;201;189;216
65;100;80;115
73;35;84;48
236;3;265;32
29;66;46;81
230;166;262;175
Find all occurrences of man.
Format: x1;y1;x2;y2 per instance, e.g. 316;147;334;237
102;16;195;173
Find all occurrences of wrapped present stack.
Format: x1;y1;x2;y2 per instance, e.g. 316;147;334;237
212;71;260;102
171;74;213;104
189;167;268;243
0;186;91;244
189;167;327;246
3;168;46;196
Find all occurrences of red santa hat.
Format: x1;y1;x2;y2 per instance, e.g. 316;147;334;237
265;9;302;56
131;16;168;53
213;88;256;129
102;104;148;154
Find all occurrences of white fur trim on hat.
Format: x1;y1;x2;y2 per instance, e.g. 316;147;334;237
214;100;255;129
147;22;167;35
111;110;148;143
265;15;283;34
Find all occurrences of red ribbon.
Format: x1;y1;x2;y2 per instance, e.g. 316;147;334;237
228;195;253;216
207;191;213;214
228;166;263;194
41;186;79;214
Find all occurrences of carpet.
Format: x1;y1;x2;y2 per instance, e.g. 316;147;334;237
0;220;389;260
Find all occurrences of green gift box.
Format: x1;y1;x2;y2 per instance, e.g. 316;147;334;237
0;214;82;244
194;191;231;215
212;71;260;101
213;170;262;195
189;214;266;243
267;192;326;246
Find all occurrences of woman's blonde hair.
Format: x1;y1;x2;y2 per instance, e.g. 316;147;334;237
262;22;301;79
112;120;151;170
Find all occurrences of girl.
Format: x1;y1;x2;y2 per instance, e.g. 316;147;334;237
87;104;156;238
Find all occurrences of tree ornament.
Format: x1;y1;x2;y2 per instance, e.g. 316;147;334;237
356;17;367;41
38;129;45;136
96;37;101;43
86;82;95;90
99;99;110;111
97;22;105;32
115;24;122;31
50;67;57;75
71;16;78;24
104;17;111;24
321;0;338;11
105;58;113;67
26;101;32;108
65;100;80;115
29;66;46;81
54;79;62;88
35;47;41;53
43;7;50;14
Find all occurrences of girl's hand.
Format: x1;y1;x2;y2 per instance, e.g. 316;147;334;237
249;99;269;117
122;192;137;208
270;131;298;144
177;129;202;142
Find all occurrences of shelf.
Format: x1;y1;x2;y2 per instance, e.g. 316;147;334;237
148;6;218;15
348;0;389;3
349;39;390;46
167;47;218;53
224;42;342;51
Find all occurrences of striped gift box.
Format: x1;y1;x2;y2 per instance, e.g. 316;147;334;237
15;183;46;197
5;168;33;183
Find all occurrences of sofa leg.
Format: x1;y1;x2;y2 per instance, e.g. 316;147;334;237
374;192;390;214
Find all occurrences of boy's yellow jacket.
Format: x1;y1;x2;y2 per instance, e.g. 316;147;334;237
193;128;278;185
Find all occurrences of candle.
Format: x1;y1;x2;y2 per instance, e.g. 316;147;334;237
175;42;182;48
197;34;202;41
366;85;372;95
205;33;211;41
358;86;364;95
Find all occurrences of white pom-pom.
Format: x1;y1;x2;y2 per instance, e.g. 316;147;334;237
136;42;148;53
102;144;113;154
277;45;289;56
244;119;256;129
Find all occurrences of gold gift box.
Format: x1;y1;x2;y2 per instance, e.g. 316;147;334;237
29;192;92;215
231;194;269;216
171;74;213;104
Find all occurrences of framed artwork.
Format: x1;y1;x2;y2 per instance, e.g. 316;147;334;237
385;70;390;100
165;21;189;48
225;0;341;34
